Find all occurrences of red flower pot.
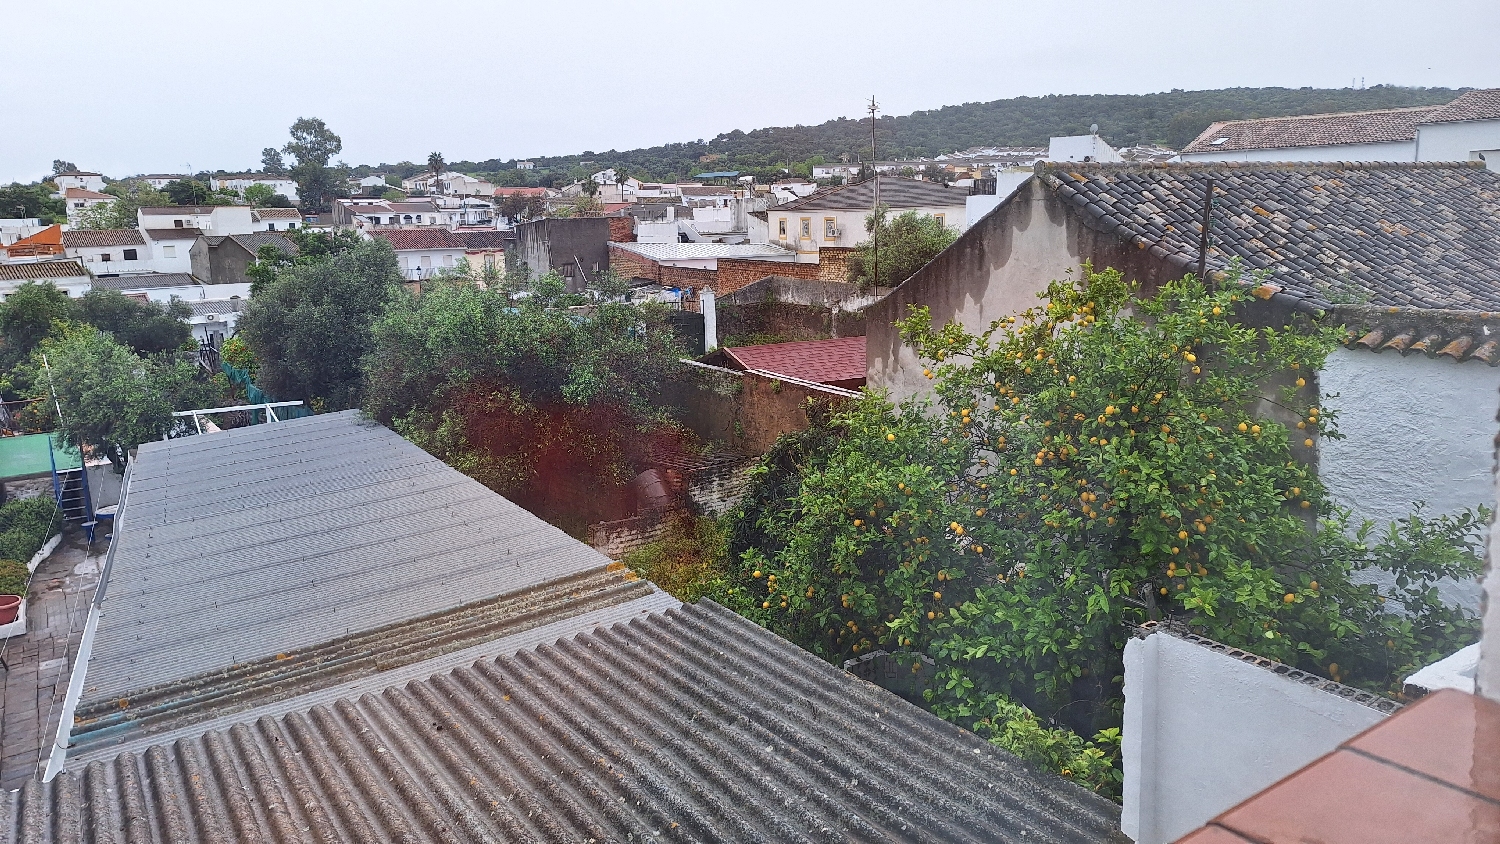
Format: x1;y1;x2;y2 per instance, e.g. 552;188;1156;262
0;595;20;625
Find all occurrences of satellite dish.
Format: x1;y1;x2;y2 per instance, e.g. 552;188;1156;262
1090;123;1099;135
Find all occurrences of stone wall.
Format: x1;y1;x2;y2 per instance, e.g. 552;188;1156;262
665;360;855;455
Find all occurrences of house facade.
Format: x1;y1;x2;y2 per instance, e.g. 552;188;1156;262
208;173;299;201
0;260;92;299
62;188;113;225
189;232;297;287
250;206;303;232
59;229;149;275
371;229;468;280
864;162;1500;589
769;176;967;263
51;171;104;193
330;199;449;229
515;216;611;292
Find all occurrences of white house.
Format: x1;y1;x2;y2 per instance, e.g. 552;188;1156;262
768;175;968;262
401;172;495;197
60;229;151;275
371;229;468;280
250;207;304;232
137;205;255;236
515;160;535;170
62;188;114;225
210;174;300;202
186;298;245;346
51;171;105;193
89;272;202;303
137;174;188;190
330;199;449;229
1179;89;1500;168
810;163;863;182
0;259;92;300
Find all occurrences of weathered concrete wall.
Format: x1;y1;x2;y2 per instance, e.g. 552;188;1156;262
1122;628;1392;844
717;276;889;344
664;361;853;455
1479;386;1500;703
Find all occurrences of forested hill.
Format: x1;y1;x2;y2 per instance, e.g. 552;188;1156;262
445;85;1463;185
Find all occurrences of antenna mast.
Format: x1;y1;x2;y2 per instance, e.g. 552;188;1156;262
868;95;879;287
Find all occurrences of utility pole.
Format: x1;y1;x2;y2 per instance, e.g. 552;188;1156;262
868;95;879;287
1196;177;1215;283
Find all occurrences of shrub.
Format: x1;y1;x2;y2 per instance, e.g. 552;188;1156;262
0;496;62;564
0;559;29;597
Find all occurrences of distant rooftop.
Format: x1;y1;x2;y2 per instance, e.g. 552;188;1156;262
611;241;794;261
90;272;199;291
778;175;967;211
60;229;144;248
0;260;87;281
1181;106;1440;154
724;336;867;388
1420;88;1500;124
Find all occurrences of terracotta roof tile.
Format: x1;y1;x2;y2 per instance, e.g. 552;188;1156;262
1182;107;1439;154
60;229;145;248
724;336;867;386
1341;305;1500;365
1420;89;1500;124
62;187;112;200
0;260;87;281
1043;161;1500;312
372;229;468;250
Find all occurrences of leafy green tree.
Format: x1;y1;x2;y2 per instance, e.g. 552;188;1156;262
281;117;345;210
51;160;79;175
237;238;402;409
163;179;215;205
16;327;217;470
713;266;1485;794
0;183;66;224
261;147;287;176
0;281;77;370
848;207;958;289
78;290;192;355
243;183;276;206
73;180;173;229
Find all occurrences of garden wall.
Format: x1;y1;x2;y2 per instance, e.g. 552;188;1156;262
665;360;856;456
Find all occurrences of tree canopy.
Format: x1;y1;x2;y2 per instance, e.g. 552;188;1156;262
848;207;958;289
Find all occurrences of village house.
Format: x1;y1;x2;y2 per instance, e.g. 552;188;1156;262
59;229;148;274
0;259;91;299
184;297;244;347
866;161;1500;583
515;216;612;291
136;173;187;189
208;172;300;201
769;175;968;262
371;228;468;280
60;187;113;225
189;231;297;287
330;198;449;229
0;225;65;260
49;170;104;193
401;170;495;197
1179;88;1500;167
250;206;303;231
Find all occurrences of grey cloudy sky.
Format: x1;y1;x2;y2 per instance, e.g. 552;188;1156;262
4;0;1498;183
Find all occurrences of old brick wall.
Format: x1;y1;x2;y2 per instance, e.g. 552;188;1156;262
607;216;635;243
660;265;718;290
664;361;855;455
818;246;858;284
610;244;659;282
716;258;818;296
718;301;834;345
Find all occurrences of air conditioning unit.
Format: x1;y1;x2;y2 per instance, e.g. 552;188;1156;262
203;313;220;322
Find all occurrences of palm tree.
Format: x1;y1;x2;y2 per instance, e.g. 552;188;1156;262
427;152;446;195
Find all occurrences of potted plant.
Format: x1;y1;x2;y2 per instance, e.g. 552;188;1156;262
0;559;26;625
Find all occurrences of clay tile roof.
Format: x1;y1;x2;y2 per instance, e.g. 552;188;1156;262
250;207;302;220
778;175;967;211
142;227;204;241
456;230;512;250
90;272;199;291
1419;89;1500;124
1340;305;1500;365
1181;106;1440;154
63;187;113;200
372;228;468;250
724;336;867;387
60;229;145;248
1042;161;1500;312
0;260;87;281
1174;689;1500;844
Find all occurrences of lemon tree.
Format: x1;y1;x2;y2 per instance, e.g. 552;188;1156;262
716;265;1485;796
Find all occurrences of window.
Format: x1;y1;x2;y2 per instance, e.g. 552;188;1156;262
800;218;811;239
267;223;277;231
288;222;296;229
443;254;454;267
778;218;787;238
824;218;837;239
403;215;413;224
415;215;423;223
163;245;176;258
100;253;111;262
934;214;946;227
123;249;137;260
174;219;185;228
420;255;432;268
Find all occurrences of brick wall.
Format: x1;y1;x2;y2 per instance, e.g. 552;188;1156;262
610;244;659;282
608;216;635;243
716;258;819;297
660;265;717;290
818;246;858;283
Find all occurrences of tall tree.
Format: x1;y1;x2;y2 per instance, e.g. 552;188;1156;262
427;152;446;194
0;281;76;371
0;183;66;224
163;179;215;205
281;117;344;211
261;147;287;175
51;160;79;175
237;238;402;409
847;207;958;289
78;290;191;355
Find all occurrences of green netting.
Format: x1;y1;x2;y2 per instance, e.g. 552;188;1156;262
220;363;312;422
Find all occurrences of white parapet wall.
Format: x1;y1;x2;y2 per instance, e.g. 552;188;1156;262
1121;625;1395;844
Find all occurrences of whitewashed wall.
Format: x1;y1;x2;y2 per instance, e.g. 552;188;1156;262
1121;630;1390;844
1417;119;1500;168
1179;140;1415;163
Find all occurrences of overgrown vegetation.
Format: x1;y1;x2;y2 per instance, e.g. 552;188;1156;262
623;513;731;603
705;265;1485;797
848;207;958;290
0;496;64;568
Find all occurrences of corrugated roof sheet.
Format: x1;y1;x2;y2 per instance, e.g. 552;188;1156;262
777;176;967;211
79;411;615;708
89;273;198;291
1042;161;1500;311
7;601;1126;843
725;336;868;386
373;229;468;250
1180;107;1438;154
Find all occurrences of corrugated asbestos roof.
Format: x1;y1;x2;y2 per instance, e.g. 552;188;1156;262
776;176;967;211
80;411;615;708
1042;161;1500;311
7;601;1126;843
89;273;198;291
611;242;794;261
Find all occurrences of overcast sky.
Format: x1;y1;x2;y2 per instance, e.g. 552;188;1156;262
4;0;1497;183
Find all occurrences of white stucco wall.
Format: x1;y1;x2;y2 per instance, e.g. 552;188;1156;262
1319;346;1500;536
1121;631;1389;844
1478;402;1500;703
1416;119;1500;168
1178;140;1415;163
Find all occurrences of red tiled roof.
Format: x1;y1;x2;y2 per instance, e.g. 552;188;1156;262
1421;88;1500;124
494;187;548;197
372;229;467;250
1174;689;1500;844
723;336;866;387
61;229;145;248
63;187;112;200
1181;107;1439;153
